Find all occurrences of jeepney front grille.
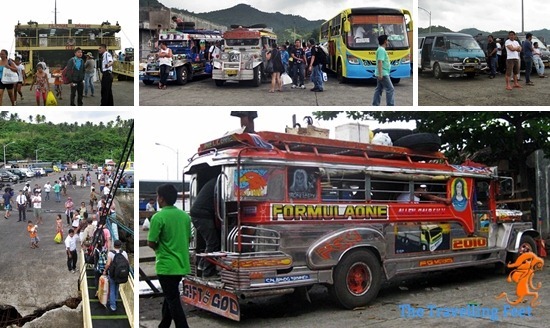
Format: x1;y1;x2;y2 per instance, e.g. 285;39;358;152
227;226;281;253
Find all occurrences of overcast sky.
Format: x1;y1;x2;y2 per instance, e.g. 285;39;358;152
3;110;133;125
157;0;412;21
0;0;137;58
418;0;550;33
136;109;415;181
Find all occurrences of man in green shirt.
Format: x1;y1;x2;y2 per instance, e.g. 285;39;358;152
148;184;191;328
372;34;395;106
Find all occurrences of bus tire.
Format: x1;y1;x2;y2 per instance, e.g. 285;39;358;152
433;63;444;79
252;65;261;87
390;78;400;85
176;66;189;85
331;249;381;309
214;79;225;87
393;133;441;152
337;60;346;83
142;79;154;85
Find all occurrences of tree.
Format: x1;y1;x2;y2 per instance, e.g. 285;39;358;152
28;115;33;123
314;111;550;171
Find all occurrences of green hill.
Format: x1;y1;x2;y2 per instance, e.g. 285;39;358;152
419;25;550;45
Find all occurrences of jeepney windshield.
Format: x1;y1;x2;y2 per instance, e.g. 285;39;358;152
225;39;260;47
348;15;409;50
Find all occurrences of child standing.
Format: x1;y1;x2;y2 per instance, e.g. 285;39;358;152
29;64;50;106
56;214;64;239
27;220;40;248
52;67;63;100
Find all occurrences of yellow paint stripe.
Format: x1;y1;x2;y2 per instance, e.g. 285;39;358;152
91;315;128;320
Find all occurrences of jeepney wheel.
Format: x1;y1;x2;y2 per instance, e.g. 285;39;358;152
176;66;189;85
466;72;475;78
517;235;537;255
142;80;154;85
433;63;444;79
252;65;262;87
214;79;225;87
331;249;381;309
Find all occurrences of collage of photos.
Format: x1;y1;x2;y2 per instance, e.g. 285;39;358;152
0;1;550;328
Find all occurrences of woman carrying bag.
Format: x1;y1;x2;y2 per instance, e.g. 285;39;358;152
0;49;19;106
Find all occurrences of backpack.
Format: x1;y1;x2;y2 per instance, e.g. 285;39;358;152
109;250;129;284
62;58;74;84
315;46;327;65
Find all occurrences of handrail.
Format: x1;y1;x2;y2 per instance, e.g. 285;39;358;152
79;249;93;328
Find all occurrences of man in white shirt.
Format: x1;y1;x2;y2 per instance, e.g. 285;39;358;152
65;229;79;273
43;182;52;201
504;31;522;90
208;41;221;61
98;44;114;106
32;191;43;225
16;190;27;222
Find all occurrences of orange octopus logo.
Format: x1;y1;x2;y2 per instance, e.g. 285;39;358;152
496;252;544;307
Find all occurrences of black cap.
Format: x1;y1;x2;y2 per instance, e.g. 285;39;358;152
114;240;122;247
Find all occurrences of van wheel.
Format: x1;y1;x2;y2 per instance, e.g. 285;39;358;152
433;63;443;79
330;249;381;309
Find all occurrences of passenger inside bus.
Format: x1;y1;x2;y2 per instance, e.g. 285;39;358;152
397;184;451;204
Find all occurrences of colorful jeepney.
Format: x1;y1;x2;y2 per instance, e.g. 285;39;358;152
182;130;543;321
212;26;277;87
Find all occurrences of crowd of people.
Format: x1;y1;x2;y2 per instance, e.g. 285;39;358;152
2;168;129;312
0;44;115;106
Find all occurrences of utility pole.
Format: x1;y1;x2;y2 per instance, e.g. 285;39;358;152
418;7;432;34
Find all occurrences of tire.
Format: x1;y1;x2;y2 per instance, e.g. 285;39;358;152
466;72;475;78
142;79;154;85
390;78;400;85
252;65;261;87
505;234;537;271
393;133;442;152
9;178;14;182
214;79;225;87
176;66;189;85
330;249;382;309
337;60;345;83
372;128;413;142
433;63;444;79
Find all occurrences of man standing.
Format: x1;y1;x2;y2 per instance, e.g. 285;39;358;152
67;47;85;106
65;229;79;273
148;184;191;328
84;52;96;97
372;35;394;106
522;33;535;86
291;39;306;89
208;41;221;62
16;190;27;222
98;44;114;106
486;35;497;79
43;181;51;201
308;38;324;92
505;31;522;90
32;191;43;225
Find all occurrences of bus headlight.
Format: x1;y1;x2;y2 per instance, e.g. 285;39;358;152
347;55;360;65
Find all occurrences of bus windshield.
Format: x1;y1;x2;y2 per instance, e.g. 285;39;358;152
348;15;408;50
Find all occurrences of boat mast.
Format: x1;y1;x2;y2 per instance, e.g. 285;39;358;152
54;0;57;24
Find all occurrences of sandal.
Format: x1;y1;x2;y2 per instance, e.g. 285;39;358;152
158;84;163;89
269;90;274;93
162;85;167;90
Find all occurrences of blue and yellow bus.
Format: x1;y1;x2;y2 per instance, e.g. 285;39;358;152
320;7;412;83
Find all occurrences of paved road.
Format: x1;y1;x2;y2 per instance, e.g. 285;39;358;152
139;261;550;328
418;68;550;106
0;80;134;106
0;171;97;318
139;73;413;106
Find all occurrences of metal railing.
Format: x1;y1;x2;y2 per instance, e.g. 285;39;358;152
16;36;121;49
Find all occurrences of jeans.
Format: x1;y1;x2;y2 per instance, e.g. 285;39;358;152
55;191;61;202
311;64;324;90
84;72;95;96
67;250;77;271
160;64;171;86
100;71;114;106
292;62;305;86
372;75;395;106
70;81;83;106
45;191;50;201
524;57;533;83
191;217;220;276
108;275;118;311
489;56;497;77
158;275;189;328
534;56;545;76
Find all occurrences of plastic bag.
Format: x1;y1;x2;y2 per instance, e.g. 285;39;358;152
142;218;150;231
98;275;109;307
46;91;57;106
54;232;62;243
281;73;292;85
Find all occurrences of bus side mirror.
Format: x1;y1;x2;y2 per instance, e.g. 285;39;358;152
343;20;351;33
